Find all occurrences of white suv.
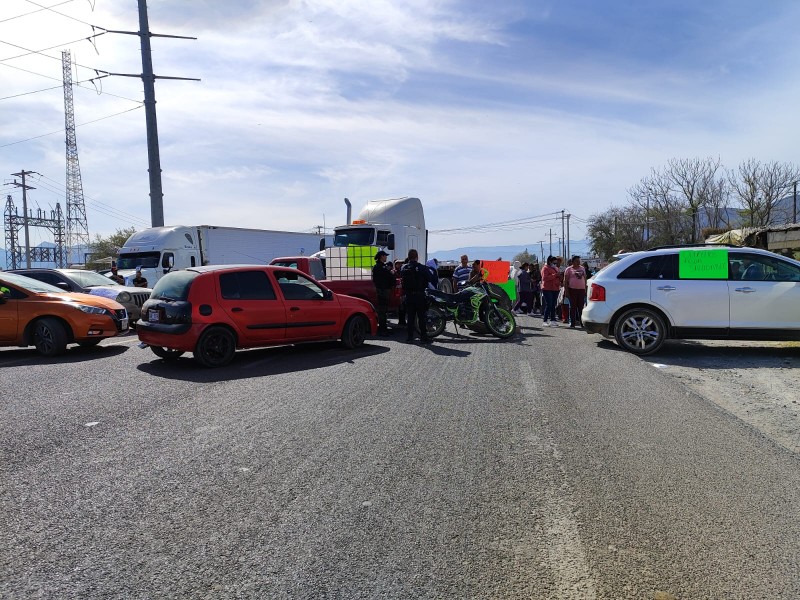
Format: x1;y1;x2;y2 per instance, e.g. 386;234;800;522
582;245;800;355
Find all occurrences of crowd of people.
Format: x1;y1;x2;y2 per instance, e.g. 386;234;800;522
372;249;594;343
511;255;592;328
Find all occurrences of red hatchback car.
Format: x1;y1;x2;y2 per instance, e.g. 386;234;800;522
136;265;378;367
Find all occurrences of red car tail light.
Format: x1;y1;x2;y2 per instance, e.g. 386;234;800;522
589;283;606;302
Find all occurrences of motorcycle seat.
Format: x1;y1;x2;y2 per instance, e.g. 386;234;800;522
427;288;473;305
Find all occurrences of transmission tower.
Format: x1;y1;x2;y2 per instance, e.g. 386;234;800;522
4;192;66;269
62;50;90;263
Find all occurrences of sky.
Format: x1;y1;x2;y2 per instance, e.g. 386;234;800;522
2;0;800;255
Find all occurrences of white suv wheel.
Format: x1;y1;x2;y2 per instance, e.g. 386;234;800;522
614;308;666;355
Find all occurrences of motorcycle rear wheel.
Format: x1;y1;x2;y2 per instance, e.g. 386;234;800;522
484;306;516;339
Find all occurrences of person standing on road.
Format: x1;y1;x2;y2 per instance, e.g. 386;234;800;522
540;255;561;327
453;254;471;289
467;260;485;286
109;262;125;285
564;255;587;328
132;266;148;288
401;249;432;344
513;263;533;314
372;250;394;336
530;261;542;315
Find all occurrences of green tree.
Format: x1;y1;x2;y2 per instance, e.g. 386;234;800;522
512;249;536;264
88;227;137;270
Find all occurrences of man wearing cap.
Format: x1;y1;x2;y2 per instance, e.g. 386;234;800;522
132;267;148;288
372;250;394;336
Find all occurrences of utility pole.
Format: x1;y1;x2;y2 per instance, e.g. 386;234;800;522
99;0;199;227
560;210;565;259
566;213;571;259
794;181;797;224
11;170;37;268
549;228;552;257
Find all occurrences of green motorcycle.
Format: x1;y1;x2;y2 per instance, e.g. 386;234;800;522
422;281;516;339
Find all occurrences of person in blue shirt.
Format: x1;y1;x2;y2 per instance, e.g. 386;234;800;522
452;255;471;289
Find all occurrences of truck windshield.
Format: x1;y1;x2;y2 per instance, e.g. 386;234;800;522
117;252;160;269
333;228;375;247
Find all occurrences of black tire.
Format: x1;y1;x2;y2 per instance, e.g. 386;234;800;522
423;307;446;338
33;317;68;357
484;306;516;339
342;315;368;349
193;326;236;367
437;278;453;294
77;339;102;348
151;346;185;360
614;307;666;355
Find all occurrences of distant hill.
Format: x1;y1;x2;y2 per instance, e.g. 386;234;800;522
430;240;592;262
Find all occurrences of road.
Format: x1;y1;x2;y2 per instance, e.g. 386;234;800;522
2;320;799;599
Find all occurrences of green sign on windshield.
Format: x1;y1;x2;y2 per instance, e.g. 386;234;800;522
678;248;728;279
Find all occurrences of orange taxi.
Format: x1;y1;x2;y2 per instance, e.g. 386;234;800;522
0;272;129;356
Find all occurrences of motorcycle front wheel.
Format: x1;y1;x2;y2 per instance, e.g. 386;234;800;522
484;306;516;339
422;307;447;338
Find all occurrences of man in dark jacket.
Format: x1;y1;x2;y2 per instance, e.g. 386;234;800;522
372;250;394;336
400;249;432;344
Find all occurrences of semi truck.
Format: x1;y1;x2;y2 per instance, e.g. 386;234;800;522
116;225;329;287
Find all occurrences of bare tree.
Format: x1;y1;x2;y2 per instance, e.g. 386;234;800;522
587;205;647;258
728;160;800;226
628;168;690;246
665;157;722;243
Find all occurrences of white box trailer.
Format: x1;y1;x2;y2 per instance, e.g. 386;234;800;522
117;225;329;286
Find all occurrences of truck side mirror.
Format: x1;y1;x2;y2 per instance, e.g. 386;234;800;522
163;254;174;274
387;233;395;251
319;238;326;252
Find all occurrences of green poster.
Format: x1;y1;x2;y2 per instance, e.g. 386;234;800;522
678;248;728;279
346;245;378;268
496;279;517;302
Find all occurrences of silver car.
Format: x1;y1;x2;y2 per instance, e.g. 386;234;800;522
582;245;800;354
8;268;152;325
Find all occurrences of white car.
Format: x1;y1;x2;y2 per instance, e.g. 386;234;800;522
582;245;800;355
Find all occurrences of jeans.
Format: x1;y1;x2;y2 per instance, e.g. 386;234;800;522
542;290;559;322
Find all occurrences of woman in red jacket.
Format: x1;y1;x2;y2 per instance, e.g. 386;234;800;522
540;255;561;327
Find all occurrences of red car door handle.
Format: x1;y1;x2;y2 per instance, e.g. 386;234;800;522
231;307;243;312
290;306;301;312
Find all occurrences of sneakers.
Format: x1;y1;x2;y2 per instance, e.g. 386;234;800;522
550;321;559;327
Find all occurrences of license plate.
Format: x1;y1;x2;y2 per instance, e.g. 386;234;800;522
120;318;129;331
149;309;160;323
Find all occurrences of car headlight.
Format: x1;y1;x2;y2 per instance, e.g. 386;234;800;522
117;292;132;303
73;304;112;316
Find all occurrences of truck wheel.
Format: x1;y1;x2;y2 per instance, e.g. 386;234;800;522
194;326;236;367
33;318;68;357
614;307;666;355
151;346;185;360
341;315;368;349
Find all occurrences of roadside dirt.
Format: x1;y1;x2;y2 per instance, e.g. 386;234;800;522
642;340;800;455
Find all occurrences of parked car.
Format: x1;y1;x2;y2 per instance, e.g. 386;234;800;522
136;265;378;367
583;245;800;355
8;268;151;324
0;272;129;356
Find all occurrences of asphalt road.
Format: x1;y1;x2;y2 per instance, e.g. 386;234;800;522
2;319;799;599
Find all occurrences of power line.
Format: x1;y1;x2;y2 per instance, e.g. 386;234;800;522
431;211;566;234
0;33;106;65
22;0;97;28
0;104;143;148
0;0;76;24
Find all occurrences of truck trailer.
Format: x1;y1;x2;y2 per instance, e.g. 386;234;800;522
116;225;329;287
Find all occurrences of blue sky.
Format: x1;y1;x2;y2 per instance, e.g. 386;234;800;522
2;0;799;254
